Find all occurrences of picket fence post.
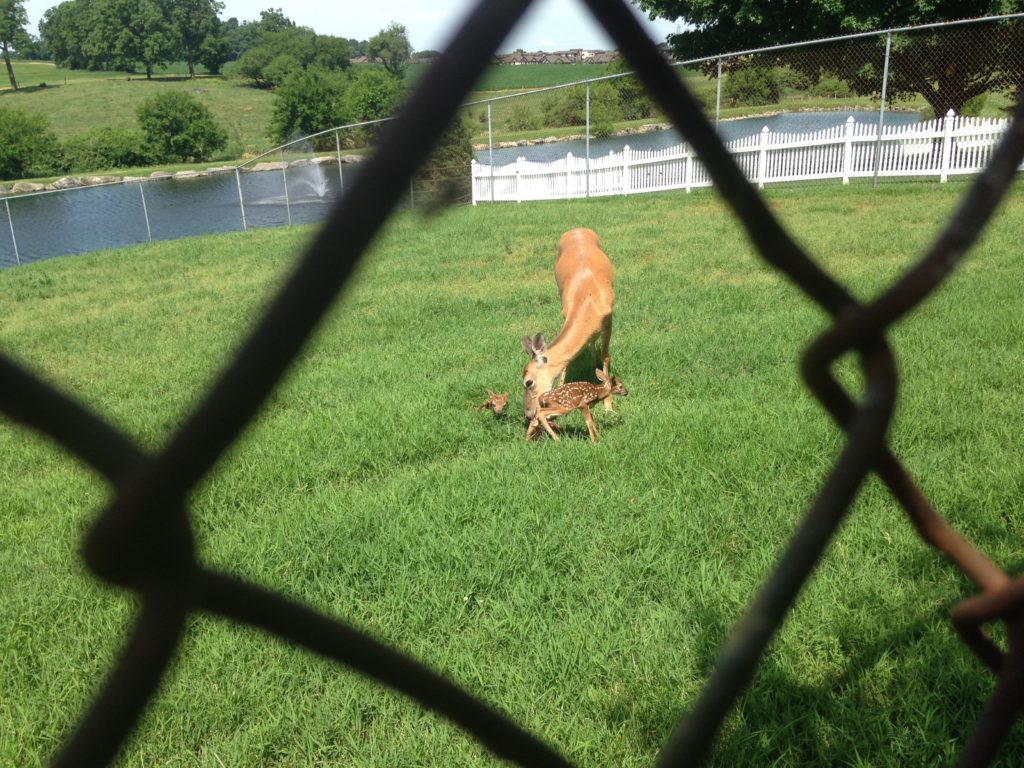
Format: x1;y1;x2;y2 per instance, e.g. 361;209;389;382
842;116;855;184
940;109;955;183
566;153;574;198
685;147;693;193
516;157;524;203
471;160;478;205
622;145;632;194
757;126;769;189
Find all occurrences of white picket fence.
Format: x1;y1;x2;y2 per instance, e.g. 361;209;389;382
471;111;1013;204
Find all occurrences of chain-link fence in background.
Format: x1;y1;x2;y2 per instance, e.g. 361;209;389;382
4;0;1024;765
472;13;1024;200
3;14;1024;267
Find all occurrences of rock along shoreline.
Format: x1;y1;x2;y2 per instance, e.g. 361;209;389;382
0;154;367;197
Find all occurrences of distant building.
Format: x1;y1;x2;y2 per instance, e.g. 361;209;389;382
492;49;618;65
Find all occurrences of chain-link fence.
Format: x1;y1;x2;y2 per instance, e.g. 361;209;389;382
473;13;1024;199
3;14;1023;266
4;0;1024;766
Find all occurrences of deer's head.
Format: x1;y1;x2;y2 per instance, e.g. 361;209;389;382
483;390;508;415
521;333;554;421
595;367;628;398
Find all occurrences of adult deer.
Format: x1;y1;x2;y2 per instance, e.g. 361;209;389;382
522;228;614;422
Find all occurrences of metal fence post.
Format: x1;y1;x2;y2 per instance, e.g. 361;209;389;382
488;102;495;202
5;197;19;265
235;168;248;232
872;31;893;188
585;81;591;198
138;183;152;242
335;130;345;195
716;58;723;126
280;149;292;226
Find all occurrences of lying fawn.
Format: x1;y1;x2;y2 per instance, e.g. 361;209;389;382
525;368;627;443
479;390;509;416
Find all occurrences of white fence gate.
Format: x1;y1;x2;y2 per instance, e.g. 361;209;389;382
471;111;1013;204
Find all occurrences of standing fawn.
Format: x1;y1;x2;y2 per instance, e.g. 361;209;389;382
525;369;627;443
522;228;615;423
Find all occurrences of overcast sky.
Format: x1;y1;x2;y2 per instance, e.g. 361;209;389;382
22;0;682;53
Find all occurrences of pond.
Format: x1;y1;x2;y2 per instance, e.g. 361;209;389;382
476;110;922;165
0;110;921;268
0;162;364;268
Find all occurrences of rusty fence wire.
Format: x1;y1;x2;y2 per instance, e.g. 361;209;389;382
3;0;1024;766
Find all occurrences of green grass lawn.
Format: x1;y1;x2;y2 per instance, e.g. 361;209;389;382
2;183;1024;766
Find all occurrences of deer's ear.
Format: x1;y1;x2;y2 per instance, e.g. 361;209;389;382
534;333;547;353
522;335;535;356
595;368;608;382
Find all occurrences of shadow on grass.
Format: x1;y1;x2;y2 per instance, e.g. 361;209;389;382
638;593;1023;765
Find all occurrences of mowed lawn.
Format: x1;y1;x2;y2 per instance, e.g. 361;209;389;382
2;184;1024;766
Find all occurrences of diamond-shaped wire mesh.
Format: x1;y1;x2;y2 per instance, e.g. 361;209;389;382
2;1;1024;766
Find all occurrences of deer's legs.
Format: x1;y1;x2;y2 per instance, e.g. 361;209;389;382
537;412;561;441
581;404;600;442
525;418;541;441
601;315;613;412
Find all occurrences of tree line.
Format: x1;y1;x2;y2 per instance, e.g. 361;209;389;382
636;0;1024;117
0;3;469;202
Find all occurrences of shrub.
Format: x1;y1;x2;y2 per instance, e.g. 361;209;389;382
136;91;227;163
505;104;540;132
414;116;474;210
723;66;781;107
774;65;812;92
541;83;620;137
961;93;988;117
605;57;655;120
0;108;63;180
62;127;153;173
340;67;403;148
811;73;854;99
271;67;348;145
342;67;402;123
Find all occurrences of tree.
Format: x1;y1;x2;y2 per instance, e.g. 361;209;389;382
635;0;1024;116
339;66;402;147
0;0;29;89
604;55;654;120
40;1;91;70
343;66;401;122
367;22;411;78
271;66;347;143
87;0;175;78
236;26;350;88
168;0;225;78
136;91;227;162
256;7;293;34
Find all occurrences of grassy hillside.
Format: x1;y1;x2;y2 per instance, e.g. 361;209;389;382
0;69;276;158
0;60;620;165
2;184;1024;766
